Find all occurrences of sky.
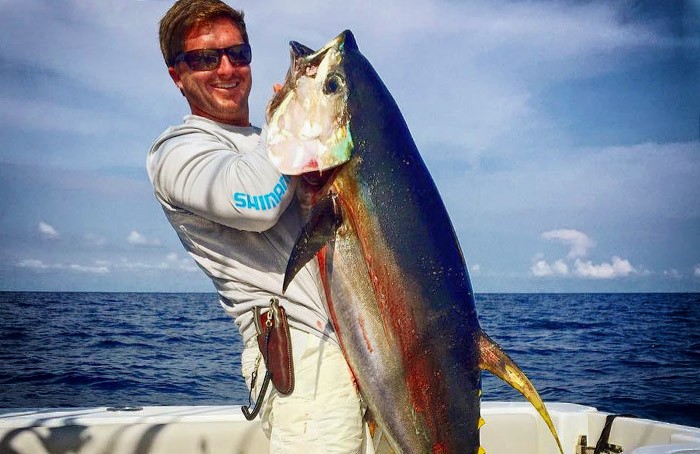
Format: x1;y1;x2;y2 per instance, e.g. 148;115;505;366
0;0;698;293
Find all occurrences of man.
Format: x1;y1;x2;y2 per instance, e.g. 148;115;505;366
148;1;364;451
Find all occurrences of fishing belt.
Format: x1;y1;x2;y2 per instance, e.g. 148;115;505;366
241;298;294;420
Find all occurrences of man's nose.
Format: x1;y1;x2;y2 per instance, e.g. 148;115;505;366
217;55;237;75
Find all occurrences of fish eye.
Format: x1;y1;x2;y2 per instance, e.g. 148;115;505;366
324;73;345;94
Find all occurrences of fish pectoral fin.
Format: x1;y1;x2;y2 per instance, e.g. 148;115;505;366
282;192;342;293
478;330;564;454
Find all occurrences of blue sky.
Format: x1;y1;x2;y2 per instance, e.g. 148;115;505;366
0;0;698;292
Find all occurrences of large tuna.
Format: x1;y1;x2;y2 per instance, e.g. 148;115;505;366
266;30;563;454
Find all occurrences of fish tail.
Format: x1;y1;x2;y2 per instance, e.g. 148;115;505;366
478;330;564;454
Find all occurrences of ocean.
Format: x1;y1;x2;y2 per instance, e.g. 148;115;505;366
0;292;698;428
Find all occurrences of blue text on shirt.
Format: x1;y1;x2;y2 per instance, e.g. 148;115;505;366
233;175;291;211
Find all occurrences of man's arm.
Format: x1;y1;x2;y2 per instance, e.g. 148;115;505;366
148;127;297;233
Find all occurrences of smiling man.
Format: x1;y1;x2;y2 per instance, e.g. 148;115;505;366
167;15;251;125
147;1;364;452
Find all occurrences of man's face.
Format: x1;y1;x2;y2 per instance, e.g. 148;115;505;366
169;17;252;126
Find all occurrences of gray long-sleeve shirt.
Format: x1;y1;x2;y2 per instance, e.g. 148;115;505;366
147;115;336;345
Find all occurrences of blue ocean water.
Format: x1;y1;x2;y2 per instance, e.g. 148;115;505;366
0;292;698;428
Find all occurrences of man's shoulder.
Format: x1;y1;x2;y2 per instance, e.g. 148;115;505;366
150;115;262;154
181;115;262;139
160;115;261;140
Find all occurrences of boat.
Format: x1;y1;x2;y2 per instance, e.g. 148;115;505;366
1;402;698;453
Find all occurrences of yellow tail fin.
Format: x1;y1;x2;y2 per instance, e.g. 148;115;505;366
478;331;564;454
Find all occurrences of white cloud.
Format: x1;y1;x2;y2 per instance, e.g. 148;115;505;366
532;231;639;280
694;265;700;278
114;253;198;272
0;0;667;153
573;256;636;279
531;260;553;277
127;230;161;247
38;222;59;239
164;253;199;272
335;0;666;162
0;0;173;103
68;263;110;274
18;259;109;274
470;263;481;275
662;269;683;279
16;253;197;275
17;259;50;270
1;1;694;293
127;231;148;245
541;229;595;258
443;141;700;225
531;258;569;277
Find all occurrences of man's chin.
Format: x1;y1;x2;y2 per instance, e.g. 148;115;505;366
214;107;249;125
190;98;248;124
212;98;244;113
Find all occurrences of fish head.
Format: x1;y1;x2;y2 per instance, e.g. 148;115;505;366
266;31;358;175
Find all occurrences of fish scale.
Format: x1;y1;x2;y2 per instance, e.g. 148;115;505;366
268;30;563;454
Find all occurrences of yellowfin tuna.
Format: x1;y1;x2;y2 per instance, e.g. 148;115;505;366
268;30;564;454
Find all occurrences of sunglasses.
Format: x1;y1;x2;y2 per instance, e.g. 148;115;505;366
173;43;252;71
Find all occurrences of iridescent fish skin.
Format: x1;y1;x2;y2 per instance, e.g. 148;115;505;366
268;30;563;454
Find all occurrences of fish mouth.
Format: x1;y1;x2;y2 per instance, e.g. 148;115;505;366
266;31;354;175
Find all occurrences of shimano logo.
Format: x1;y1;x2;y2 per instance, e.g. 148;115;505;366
233;175;291;211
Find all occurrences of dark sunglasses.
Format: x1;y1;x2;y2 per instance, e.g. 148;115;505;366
173;43;252;71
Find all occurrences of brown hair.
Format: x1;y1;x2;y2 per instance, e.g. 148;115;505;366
159;0;248;67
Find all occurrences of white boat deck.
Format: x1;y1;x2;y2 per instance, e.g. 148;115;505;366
1;402;698;453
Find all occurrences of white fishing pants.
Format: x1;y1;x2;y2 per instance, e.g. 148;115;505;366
242;328;365;453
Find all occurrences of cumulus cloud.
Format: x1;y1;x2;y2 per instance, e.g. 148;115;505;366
38;222;59;239
127;230;161;247
532;230;639;279
127;231;147;245
541;229;594;258
573;257;636;279
1;1;694;293
531;258;569;277
694;265;700;278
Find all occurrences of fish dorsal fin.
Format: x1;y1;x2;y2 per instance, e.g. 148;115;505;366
339;30;358;51
283;192;343;293
478;331;564;454
289;41;314;59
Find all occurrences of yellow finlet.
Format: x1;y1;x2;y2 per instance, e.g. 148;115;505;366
478;417;486;429
478;446;486;454
478;330;564;454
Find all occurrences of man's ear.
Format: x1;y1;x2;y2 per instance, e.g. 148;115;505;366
168;66;186;96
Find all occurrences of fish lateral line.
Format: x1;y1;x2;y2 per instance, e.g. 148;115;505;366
478;330;564;454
